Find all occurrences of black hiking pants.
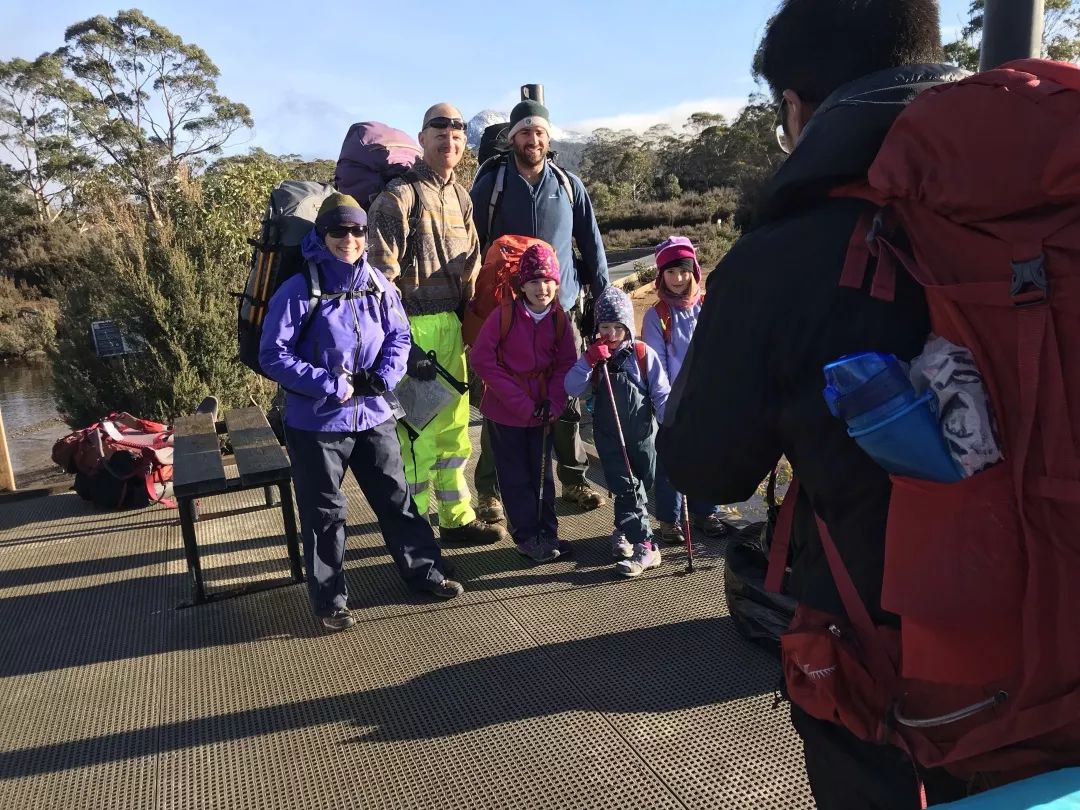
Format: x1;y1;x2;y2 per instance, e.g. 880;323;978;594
286;419;447;617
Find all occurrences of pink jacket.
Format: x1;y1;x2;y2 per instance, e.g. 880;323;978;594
470;299;578;428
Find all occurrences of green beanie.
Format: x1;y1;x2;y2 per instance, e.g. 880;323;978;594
315;192;367;229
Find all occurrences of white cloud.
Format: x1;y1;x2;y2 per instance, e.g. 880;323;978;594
566;97;751;135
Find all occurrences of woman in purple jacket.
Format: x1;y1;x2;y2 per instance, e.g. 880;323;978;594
259;193;463;632
469;242;578;563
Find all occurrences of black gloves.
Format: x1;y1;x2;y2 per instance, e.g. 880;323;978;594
533;400;552;423
406;344;438;381
352;369;387;397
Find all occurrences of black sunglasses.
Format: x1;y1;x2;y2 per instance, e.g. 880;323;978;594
424;116;467;131
325;225;367;239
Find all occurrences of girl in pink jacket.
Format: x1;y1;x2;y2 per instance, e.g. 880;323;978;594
470;242;578;563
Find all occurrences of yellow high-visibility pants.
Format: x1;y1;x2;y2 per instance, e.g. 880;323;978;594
398;312;476;529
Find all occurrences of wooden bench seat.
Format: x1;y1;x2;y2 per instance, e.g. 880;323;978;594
172;406;303;605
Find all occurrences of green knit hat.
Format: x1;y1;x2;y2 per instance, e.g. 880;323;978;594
315;192;367;230
508;99;551;140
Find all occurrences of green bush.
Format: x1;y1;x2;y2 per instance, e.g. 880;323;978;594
0;276;57;361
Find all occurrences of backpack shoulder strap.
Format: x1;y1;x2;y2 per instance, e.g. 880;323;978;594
487;158;508;241
296;261;322;338
635;340;648;386
550;162;577;208
653;299;672;344
401;180;424;273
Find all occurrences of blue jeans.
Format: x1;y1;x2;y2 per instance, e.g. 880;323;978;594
654;458;721;524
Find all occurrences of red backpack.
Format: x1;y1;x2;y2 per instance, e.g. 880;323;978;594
52;412;176;509
463;235;549;347
652;296;704;344
768;59;1080;785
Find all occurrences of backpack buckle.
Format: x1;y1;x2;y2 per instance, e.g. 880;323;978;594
1010;256;1049;307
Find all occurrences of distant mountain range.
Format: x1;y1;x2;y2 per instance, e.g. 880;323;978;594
467;109;587;173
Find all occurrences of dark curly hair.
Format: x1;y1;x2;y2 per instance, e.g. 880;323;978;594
755;0;944;103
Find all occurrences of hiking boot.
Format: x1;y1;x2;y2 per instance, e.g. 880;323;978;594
561;483;606;510
696;512;732;538
657;520;685;545
476;493;505;523
517;537;560;563
427;579;465;600
616;543;662;578
611;531;634;559
555;539;573;557
321;608;356;632
440;519;507;545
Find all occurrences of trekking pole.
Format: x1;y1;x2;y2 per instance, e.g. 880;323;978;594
536;401;551;530
600;361;636;485
681;494;695;574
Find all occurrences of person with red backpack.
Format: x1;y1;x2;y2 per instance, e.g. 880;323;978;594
657;1;982;806
566;286;670;577
469;242;578;563
641;235;728;545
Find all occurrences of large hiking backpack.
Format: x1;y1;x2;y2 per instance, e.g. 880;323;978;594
52;413;175;510
769;59;1080;783
463;235;549;347
237;180;334;376
478;122;510;166
334;121;422;210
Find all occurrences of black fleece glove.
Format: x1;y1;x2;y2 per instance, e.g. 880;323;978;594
352;369;387;397
533;400;552;423
406;344;438;381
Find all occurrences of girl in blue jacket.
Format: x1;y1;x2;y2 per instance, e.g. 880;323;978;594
259;193;463;631
642;236;729;544
565;286;670;577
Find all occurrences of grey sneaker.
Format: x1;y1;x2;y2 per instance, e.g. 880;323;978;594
561;483;606;510
657;520;685;545
611;531;634;559
321;608;356;632
696;512;733;538
517;537;560;563
616;543;662;578
476;494;505;523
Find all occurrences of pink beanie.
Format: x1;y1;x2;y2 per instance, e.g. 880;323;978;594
654;235;702;282
516;242;561;286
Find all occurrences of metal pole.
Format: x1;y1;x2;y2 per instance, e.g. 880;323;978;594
979;0;1045;71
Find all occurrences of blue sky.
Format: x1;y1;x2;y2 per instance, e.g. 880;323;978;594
4;0;974;159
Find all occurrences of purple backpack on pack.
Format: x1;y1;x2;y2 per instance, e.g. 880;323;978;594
334;122;422;210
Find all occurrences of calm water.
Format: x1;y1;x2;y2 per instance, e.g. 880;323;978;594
0;363;68;474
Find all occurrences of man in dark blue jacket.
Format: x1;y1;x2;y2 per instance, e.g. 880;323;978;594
658;1;971;807
470;99;610;521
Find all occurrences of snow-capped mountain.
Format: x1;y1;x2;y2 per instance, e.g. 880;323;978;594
467;110;509;149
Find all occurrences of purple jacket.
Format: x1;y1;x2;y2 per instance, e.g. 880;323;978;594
470;300;578;428
259;229;412;432
641;300;703;386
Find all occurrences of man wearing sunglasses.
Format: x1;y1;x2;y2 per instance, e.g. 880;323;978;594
469;97;610;523
368;103;506;547
658;1;969;808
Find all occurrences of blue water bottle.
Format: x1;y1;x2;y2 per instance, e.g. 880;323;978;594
822;352;963;482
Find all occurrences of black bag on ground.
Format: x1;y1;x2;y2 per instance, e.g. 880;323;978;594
724;520;797;655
